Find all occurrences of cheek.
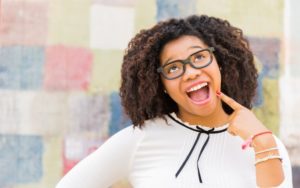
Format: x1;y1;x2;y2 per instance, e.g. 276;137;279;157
209;63;222;88
216;69;222;84
163;80;177;93
161;79;181;97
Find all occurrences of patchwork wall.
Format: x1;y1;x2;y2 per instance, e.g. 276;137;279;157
0;0;298;187
280;0;300;186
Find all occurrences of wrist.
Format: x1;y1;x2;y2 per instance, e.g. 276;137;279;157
242;130;273;150
252;134;277;151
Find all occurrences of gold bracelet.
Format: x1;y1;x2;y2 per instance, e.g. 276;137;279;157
255;154;282;165
255;147;278;155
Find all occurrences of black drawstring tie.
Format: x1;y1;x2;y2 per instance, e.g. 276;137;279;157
168;114;227;183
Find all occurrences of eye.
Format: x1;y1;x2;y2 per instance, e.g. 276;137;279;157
164;62;182;74
167;65;180;73
194;53;205;62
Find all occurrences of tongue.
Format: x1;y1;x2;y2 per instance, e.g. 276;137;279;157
188;87;209;102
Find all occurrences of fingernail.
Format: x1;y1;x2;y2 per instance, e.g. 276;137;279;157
216;90;221;96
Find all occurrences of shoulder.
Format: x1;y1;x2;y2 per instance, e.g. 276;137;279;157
107;116;170;145
107;125;144;148
138;115;178;136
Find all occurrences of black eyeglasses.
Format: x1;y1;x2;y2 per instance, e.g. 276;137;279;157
157;47;215;80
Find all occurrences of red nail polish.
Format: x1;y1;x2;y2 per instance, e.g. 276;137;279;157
216;91;221;96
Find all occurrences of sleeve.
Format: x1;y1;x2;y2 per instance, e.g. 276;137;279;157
56;126;143;188
273;136;293;188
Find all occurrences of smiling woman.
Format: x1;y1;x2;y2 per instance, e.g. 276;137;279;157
56;15;293;188
159;35;224;126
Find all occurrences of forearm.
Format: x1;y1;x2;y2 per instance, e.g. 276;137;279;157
253;134;284;187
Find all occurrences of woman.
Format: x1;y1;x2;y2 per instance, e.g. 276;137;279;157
56;15;292;187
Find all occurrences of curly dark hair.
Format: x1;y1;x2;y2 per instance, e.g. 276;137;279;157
120;15;258;127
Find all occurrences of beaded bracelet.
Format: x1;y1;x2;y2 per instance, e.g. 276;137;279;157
255;147;278;155
242;131;272;150
255;154;282;165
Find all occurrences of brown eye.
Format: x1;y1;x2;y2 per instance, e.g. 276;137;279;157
167;64;180;73
194;54;204;62
163;61;183;75
191;50;210;67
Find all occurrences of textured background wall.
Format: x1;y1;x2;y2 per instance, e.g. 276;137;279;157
0;0;299;187
280;0;300;186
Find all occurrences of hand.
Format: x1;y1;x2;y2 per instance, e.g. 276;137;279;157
217;91;269;141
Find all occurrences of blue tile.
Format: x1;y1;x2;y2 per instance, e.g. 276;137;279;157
0;46;45;90
156;0;197;21
249;37;280;79
109;92;131;136
248;37;281;107
0;135;44;187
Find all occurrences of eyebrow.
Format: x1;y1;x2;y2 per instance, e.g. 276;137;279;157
163;46;204;65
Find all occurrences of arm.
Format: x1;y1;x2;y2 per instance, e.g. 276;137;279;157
56;126;142;188
218;92;292;187
271;136;293;188
252;134;292;187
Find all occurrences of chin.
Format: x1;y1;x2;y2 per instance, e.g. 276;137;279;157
189;99;219;118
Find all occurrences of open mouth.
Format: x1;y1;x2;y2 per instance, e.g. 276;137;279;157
186;82;210;103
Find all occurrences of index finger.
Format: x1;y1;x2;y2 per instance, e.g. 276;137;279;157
217;91;243;111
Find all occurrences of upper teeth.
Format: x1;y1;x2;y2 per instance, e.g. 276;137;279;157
187;82;208;92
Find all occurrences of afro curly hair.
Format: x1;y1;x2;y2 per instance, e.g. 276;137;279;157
120;15;258;127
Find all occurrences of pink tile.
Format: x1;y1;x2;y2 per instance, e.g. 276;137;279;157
62;136;104;174
0;0;48;45
44;45;92;91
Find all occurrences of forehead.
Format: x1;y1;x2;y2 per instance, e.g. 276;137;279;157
160;35;208;63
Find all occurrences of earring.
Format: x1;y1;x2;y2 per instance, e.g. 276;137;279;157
164;90;167;94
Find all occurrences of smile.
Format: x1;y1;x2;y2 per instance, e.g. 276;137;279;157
186;82;210;104
186;82;208;92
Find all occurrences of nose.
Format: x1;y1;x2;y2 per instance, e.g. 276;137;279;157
182;64;202;81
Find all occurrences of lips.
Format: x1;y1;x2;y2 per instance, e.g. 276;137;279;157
186;82;210;103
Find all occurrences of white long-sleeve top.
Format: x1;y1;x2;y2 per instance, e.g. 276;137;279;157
56;113;293;188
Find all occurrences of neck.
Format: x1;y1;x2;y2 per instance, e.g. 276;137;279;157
177;103;230;128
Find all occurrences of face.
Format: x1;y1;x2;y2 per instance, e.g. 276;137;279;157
160;35;226;125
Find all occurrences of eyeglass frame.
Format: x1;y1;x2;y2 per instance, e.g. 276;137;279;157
157;47;215;80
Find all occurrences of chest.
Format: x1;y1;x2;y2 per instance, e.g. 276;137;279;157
129;132;257;188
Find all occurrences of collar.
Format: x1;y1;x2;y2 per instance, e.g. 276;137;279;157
167;113;228;183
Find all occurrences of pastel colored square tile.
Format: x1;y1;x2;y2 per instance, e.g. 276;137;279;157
0;91;20;134
156;0;197;21
0;46;45;90
48;0;90;47
0;0;48;45
247;37;280;108
197;0;283;37
28;91;69;136
0;91;69;136
0;135;43;186
67;92;110;138
13;136;63;188
44;45;92;91
253;78;279;134
109;92;131;136
63;135;105;174
134;0;156;32
249;37;280;79
90;4;135;49
92;0;136;6
89;49;123;93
